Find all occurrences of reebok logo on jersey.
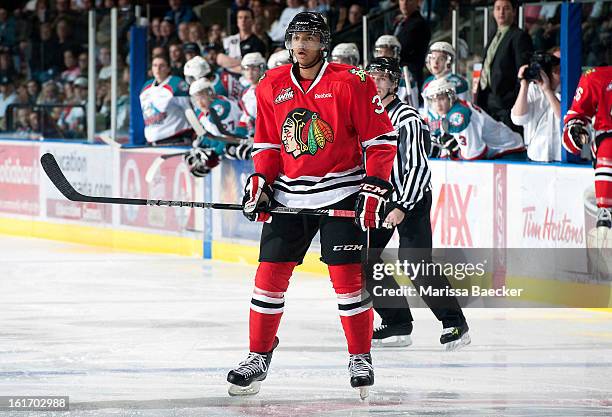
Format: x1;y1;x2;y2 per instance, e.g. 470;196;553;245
315;93;333;99
274;87;295;104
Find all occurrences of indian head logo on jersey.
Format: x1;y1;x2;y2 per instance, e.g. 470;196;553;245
281;108;334;158
274;87;295;104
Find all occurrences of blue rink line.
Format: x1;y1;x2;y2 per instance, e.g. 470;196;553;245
3;362;612;378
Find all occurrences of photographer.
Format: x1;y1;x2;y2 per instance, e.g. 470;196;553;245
511;49;561;162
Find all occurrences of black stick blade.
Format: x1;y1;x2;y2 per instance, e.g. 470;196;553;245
40;153;88;202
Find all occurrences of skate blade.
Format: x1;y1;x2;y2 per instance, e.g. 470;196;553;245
444;332;471;352
372;335;412;348
356;386;369;400
228;381;261;396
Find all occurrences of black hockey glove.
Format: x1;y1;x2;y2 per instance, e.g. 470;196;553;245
184;148;220;177
224;142;253;160
565;119;591;152
440;133;460;158
355;176;393;231
242;173;273;222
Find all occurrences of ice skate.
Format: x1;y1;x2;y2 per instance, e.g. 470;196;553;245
596;208;611;248
349;353;374;400
440;322;470;351
227;337;279;396
371;322;413;348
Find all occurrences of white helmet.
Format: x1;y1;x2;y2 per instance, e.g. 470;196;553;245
423;78;456;102
267;49;291;68
374;35;401;59
427;41;455;70
184;56;211;85
241;52;267;71
330;43;360;66
189;77;215;97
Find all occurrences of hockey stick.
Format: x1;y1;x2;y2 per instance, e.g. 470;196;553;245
144;151;189;183
184;108;244;144
40;153;356;218
97;133;121;148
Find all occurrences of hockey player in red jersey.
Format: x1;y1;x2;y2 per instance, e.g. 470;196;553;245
563;67;612;243
226;12;397;399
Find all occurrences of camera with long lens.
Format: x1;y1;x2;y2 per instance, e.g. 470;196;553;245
523;51;560;82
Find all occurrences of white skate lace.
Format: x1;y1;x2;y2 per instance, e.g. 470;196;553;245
349;354;372;378
234;353;267;377
373;324;388;334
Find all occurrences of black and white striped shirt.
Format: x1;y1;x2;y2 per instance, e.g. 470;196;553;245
386;97;432;212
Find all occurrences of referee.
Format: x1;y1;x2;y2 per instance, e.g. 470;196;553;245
364;57;470;351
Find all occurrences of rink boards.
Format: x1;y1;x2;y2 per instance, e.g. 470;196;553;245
0;139;608;306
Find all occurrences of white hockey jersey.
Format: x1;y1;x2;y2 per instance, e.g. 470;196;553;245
195;95;246;154
140;75;192;143
239;84;257;136
428;100;525;160
211;70;244;102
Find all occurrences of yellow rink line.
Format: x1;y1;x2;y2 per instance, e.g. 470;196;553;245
1;217;610;308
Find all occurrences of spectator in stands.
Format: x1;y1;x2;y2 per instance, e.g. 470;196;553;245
139;53;192;145
15;107;31;133
268;0;305;44
15;84;30;105
78;52;88;75
37;80;60;105
150;16;162;46
187;22;206;52
476;0;532;133
218;7;267;71
98;46;112;81
56;18;78;54
207;23;223;49
30;22;62;81
61;49;81;84
0;75;16;130
158;17;179;48
0;50;17;82
165;0;196;26
169;42;185;76
177;21;190;44
253;15;272;52
26;80;40;104
344;4;363;29
57;76;86;138
0;8;17;49
510;49;561;162
151;46;166;60
183;43;200;62
394;0;431;89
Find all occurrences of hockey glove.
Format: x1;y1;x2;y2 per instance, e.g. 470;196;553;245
355;176;393;231
224;142;253;160
440;133;460;158
564;118;591;155
242;173;273;222
184;148;220;177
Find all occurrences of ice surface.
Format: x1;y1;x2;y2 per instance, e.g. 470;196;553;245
0;235;611;416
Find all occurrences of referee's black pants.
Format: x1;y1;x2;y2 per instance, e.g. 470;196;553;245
363;191;466;328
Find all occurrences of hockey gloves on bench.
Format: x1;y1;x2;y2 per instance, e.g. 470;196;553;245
184;148;220;177
355;176;393;231
243;173;273;222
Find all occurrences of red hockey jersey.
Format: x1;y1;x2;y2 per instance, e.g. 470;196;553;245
563;66;612;155
252;62;397;208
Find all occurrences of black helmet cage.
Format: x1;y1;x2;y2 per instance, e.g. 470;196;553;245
366;58;402;93
285;12;331;60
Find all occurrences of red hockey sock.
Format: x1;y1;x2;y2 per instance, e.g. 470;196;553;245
329;263;373;354
249;262;296;353
595;138;612;208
